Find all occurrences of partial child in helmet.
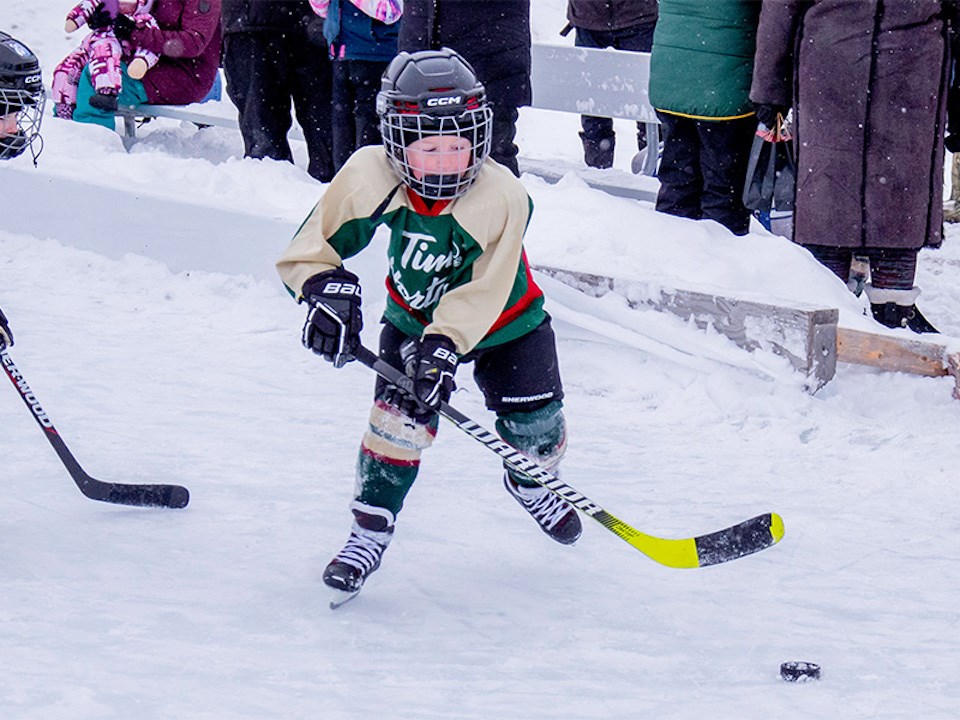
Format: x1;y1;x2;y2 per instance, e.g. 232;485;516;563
0;306;13;350
0;31;46;163
52;0;160;118
276;48;580;607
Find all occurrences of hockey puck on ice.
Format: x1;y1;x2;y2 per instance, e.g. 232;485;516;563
780;661;821;682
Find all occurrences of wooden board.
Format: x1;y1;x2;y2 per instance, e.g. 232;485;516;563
535;266;839;391
837;328;960;399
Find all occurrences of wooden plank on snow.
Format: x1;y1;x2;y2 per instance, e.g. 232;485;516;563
836;328;960;400
535;266;839;391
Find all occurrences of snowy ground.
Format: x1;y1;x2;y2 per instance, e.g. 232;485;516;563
2;3;960;719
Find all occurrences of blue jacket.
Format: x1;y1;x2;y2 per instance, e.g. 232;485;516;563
328;0;399;62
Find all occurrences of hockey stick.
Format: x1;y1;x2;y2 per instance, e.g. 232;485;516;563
1;348;190;509
354;345;782;568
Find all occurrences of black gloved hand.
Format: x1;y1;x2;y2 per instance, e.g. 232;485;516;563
301;267;363;368
754;102;789;129
86;3;115;31
113;13;136;41
0;307;13;350
382;335;459;418
303;13;327;47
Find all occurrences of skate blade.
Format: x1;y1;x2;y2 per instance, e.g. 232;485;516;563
328;588;360;610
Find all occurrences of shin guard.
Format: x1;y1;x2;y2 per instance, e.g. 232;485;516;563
496;400;567;488
354;400;438;515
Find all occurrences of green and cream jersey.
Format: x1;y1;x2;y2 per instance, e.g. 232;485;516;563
276;145;545;355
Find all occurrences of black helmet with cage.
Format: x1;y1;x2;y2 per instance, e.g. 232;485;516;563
376;48;493;200
0;30;45;163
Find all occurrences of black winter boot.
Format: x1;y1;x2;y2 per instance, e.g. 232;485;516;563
865;284;939;334
89;92;119;112
580;132;614;169
870;302;939;334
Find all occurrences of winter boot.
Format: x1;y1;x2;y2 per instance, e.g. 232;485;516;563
865;284;939;334
89;91;119;113
323;503;395;606
54;102;76;120
503;474;582;545
580;132;614;169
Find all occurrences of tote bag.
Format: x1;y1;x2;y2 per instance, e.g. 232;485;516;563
743;117;796;214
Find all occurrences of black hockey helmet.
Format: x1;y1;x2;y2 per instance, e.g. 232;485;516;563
0;30;45;163
376;48;493;199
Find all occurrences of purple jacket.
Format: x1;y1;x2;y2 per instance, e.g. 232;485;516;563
131;0;222;105
751;0;949;251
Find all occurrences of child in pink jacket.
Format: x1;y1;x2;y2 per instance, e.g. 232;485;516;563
52;0;160;118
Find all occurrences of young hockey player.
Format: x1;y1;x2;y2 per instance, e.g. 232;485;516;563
277;48;581;606
0;30;45;163
52;0;160;117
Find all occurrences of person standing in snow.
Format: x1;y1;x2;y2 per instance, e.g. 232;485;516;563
751;0;956;333
564;0;659;170
309;0;402;173
277;48;579;606
649;0;761;236
0;30;45;164
399;0;531;177
222;0;334;182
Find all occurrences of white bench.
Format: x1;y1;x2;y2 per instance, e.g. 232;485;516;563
117;43;660;175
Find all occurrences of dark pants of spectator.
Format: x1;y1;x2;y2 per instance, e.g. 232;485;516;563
490;101;520;177
223;31;334;182
804;245;918;289
574;23;657;168
655;112;755;236
332;59;390;171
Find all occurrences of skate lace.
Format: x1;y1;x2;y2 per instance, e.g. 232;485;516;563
335;530;387;574
516;485;571;531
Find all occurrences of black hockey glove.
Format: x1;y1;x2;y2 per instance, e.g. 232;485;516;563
385;335;458;416
86;3;115;31
754;102;789;130
301;268;363;368
0;307;12;350
113;13;136;42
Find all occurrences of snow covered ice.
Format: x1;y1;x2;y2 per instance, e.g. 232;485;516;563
2;1;960;717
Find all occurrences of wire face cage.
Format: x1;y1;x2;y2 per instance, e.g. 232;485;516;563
380;105;494;200
0;86;45;162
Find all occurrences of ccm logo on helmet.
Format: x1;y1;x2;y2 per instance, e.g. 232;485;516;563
25;73;42;85
426;96;462;107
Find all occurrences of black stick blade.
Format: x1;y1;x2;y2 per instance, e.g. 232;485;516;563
695;513;784;567
3;350;191;509
95;482;190;509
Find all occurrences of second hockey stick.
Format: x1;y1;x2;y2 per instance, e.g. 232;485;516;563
354;345;783;568
1;349;190;509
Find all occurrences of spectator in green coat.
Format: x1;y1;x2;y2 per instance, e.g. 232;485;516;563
649;0;761;235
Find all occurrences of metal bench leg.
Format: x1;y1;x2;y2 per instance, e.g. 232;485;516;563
641;121;660;177
120;114;138;151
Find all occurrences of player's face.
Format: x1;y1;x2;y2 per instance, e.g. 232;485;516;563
0;112;18;137
405;135;472;180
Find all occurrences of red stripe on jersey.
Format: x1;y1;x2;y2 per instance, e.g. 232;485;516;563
487;249;543;334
